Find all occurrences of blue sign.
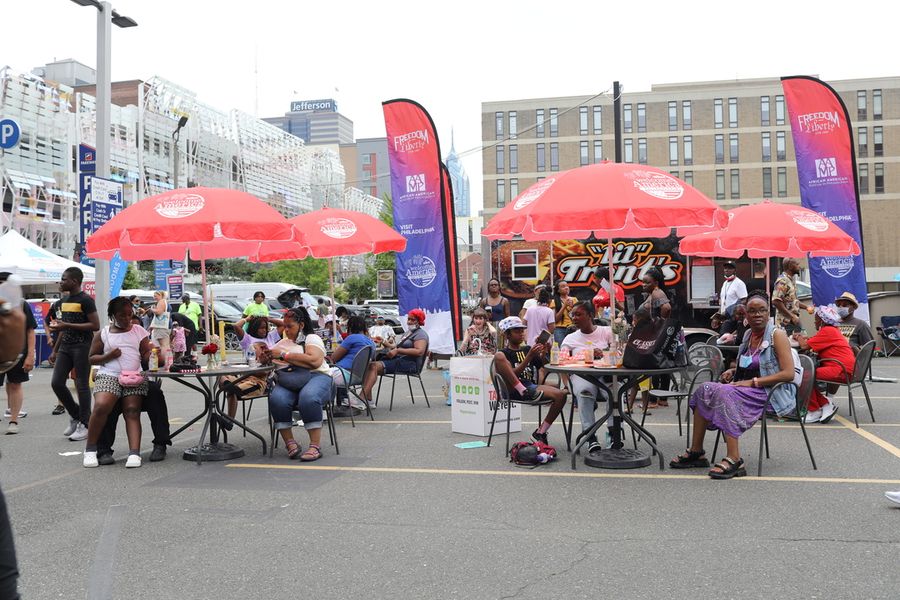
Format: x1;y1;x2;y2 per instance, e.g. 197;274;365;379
78;144;96;266
109;252;128;299
154;260;173;289
0;119;20;149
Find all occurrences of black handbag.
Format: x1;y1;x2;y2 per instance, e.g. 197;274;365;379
622;317;683;369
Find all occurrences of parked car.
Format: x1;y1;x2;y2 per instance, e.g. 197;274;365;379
169;299;245;350
224;297;284;320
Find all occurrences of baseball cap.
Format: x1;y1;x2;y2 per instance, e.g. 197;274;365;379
498;316;526;332
723;261;737;269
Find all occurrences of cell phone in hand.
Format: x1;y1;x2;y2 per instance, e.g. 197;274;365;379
535;329;551;345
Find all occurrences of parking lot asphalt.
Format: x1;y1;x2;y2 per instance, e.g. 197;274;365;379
3;358;900;599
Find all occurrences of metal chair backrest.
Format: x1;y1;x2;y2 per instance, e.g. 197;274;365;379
415;342;430;375
347;344;374;387
795;354;817;412
492;371;512;404
851;340;876;384
706;334;719;346
687;344;725;380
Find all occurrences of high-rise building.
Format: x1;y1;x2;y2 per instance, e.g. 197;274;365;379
482;76;900;286
445;132;470;217
264;99;354;145
339;137;391;201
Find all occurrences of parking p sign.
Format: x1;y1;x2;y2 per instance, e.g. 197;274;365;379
0;119;21;149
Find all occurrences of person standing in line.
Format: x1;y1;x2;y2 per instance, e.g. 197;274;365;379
148;290;171;366
552;281;576;345
833;291;874;353
524;287;555;347
480;278;510;326
748;261;768;296
177;293;202;331
591;267;626;316
47;267;99;442
719;261;748;316
519;284;545;320
0;273;36;434
772;257;811;335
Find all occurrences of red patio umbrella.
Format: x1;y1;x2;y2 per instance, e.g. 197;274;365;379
86;187;297;339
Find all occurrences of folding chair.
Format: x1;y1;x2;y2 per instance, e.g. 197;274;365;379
268;378;339;457
713;354;817;476
877;316;900;358
646;344;724;437
377;343;431;411
817;340;876;428
338;345;375;427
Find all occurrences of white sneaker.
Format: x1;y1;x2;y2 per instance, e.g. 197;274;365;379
885;491;900;505
6;422;18;435
68;423;89;441
803;409;823;424
63;418;78;437
819;402;839;424
125;454;142;468
83;451;99;468
6;409;27;418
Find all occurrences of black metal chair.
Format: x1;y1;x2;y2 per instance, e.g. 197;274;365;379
268;378;339;457
338;345;375;426
817;340;876;428
377;343;431;411
713;353;817;476
487;359;572;455
645;344;725;437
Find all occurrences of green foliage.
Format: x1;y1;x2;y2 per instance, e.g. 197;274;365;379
218;258;259;281
344;267;376;303
332;286;349;304
375;193;396;271
122;263;142;290
252;259;330;295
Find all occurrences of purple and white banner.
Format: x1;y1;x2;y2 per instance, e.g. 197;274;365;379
782;76;869;322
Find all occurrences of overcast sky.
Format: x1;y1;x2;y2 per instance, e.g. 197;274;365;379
4;0;897;214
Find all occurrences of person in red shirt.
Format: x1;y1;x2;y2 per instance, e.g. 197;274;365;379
793;304;855;424
591;267;625;316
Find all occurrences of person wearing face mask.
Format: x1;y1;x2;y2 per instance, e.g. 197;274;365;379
833;292;873;353
719;261;747;316
361;309;429;404
793;304;852;424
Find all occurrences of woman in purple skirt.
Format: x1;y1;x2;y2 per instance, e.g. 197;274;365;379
669;291;798;479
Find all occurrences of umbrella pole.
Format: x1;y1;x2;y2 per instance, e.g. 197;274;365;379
329;257;337;353
201;256;212;345
608;236;616;352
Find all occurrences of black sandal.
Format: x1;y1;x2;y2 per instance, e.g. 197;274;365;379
669;448;710;469
708;457;747;480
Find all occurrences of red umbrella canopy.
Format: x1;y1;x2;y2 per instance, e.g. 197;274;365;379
679;201;862;258
250;207;407;262
482;161;726;240
85;187;296;261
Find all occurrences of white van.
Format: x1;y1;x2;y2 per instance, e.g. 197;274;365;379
208;282;318;319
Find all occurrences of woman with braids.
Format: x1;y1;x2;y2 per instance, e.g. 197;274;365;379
633;266;674;409
670;291;797;479
84;297;153;468
221;314;282;422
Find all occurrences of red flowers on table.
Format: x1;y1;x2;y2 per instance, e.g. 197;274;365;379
201;343;219;356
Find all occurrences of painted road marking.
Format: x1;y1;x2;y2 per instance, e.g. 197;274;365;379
834;414;900;460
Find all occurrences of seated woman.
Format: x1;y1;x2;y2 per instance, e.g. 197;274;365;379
459;307;498;356
670;291;797;479
793;304;853;424
222;315;281;421
361;309;429;404
84;297;153;469
560;302;615;451
331;315;376;409
265;307;332;461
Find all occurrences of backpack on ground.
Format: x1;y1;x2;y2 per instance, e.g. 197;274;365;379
509;441;557;466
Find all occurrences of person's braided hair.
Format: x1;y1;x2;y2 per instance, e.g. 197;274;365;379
107;296;132;320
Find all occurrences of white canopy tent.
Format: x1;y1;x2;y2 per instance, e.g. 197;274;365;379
0;230;96;285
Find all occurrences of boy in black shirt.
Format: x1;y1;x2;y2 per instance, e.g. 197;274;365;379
494;316;567;445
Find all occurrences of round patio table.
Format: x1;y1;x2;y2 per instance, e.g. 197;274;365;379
544;363;683;470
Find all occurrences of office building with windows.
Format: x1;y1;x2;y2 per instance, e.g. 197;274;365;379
482;76;900;283
264;99;354;145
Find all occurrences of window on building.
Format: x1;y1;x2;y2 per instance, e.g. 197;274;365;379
729;133;739;162
495;146;504;174
509;111;517;139
682;100;692;130
637;103;647;132
728;97;738;128
624;104;633;133
550;142;559;171
762;167;772;197
549;108;558;137
777;167;787;197
668;101;678;130
509;145;518;173
593;105;602;134
536;143;545;172
716;169;725;200
858;127;868;158
875;162;884;193
714;98;723;128
496;179;506;208
593;140;602;163
536;109;545;138
580;141;589;166
715;134;724;163
874;126;883;157
857;90;867;121
683;170;693;186
638;138;647;164
762;132;771;162
776;131;786;161
775;95;785;125
669;136;678;165
670;170;679;178
511;250;539;281
683;136;693;165
760;96;770;126
510;178;519;200
624;139;633;163
874;89;883;120
859;164;869;194
579;107;588;135
495;112;504;140
730;169;740;199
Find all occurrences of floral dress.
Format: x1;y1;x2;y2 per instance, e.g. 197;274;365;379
460;325;497;356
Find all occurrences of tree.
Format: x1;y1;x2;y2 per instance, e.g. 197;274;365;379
344;268;376;303
122;263;142;290
252;259;330;295
374;193;396;272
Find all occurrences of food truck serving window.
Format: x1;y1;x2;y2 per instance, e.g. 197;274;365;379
511;250;539;281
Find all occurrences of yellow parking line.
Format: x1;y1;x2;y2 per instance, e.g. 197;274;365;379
834;414;900;459
226;463;900;485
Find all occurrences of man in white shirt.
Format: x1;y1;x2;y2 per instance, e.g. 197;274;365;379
519;284;545;321
367;316;396;350
719;261;747;316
